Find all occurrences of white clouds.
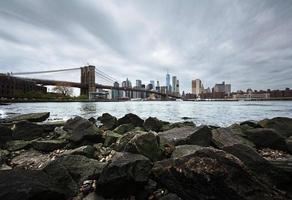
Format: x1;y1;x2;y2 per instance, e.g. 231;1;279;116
0;0;292;93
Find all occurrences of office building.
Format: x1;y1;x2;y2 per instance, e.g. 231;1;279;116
172;76;177;93
213;81;231;95
192;79;203;95
166;72;171;92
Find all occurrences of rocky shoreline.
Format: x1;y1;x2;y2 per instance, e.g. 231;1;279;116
0;112;292;200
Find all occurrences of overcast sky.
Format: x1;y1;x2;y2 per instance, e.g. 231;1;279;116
0;0;292;93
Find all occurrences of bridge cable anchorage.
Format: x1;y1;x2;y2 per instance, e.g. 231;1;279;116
94;70;116;84
10;67;81;75
96;66;118;82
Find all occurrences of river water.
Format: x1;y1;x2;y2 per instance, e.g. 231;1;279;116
0;101;292;126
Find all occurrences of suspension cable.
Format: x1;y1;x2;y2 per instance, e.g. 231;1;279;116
10;67;81;75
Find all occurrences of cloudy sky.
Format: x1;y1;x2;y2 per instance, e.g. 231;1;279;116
0;0;292;93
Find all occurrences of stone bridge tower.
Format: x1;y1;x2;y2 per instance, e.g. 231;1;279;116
80;65;96;97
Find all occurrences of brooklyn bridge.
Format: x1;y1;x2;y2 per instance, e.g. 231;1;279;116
0;65;181;99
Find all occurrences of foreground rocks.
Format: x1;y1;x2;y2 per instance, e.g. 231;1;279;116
0;113;292;200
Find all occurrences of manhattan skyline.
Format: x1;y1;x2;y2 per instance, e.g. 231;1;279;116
0;0;292;93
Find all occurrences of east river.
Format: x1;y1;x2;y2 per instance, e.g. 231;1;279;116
1;101;292;126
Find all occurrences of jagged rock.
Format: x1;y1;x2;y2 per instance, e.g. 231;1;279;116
10;150;50;169
83;193;105;200
229;123;253;136
32;139;68;152
97;113;117;130
152;148;286;200
127;131;162;161
161;121;194;131
114;131;140;151
287;136;292;154
0;169;66;200
171;145;203;159
158;125;212;146
240;120;262;128
64;145;96;158
143;117;166;132
88;117;97;124
96;152;153;198
117;113;144;127
259;117;292;138
11;121;46;141
211;127;255;149
0;149;10;165
245;128;287;150
37;120;65;132
0;163;12;170
113;123;135;134
44;155;106;184
103;131;122;147
5;140;31;151
10;112;50;122
64;117;103;143
223;144;292;194
0;125;12;147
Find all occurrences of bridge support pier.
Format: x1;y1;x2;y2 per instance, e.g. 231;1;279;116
80;65;96;98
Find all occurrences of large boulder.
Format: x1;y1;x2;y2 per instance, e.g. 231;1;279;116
64;145;96;158
117;113;144;127
32;139;68;152
43;155;106;184
211;127;255;149
0;169;66;200
161;121;194;132
171;145;203;159
5;140;31;151
10;150;50;169
96;152;153;198
223;144;292;193
158;125;212;146
240;120;262;128
11;121;46;141
103;131;122;147
143;117;166;132
10;112;50;122
64;116;102;143
97;113;117;130
125;131;162;161
0;125;12;147
152;148;286;200
0;149;10;165
259;117;292;138
245;128;287;150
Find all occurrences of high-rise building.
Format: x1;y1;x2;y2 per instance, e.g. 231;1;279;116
156;81;160;92
176;79;180;94
213;81;231;95
172;76;177;93
150;80;155;88
136;80;142;88
192;79;203;95
122;78;132;98
112;82;120;100
166;72;171;92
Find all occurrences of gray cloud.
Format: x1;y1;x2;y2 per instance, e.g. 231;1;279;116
0;0;292;93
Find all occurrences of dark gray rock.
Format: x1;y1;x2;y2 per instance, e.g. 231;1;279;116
37;120;65;132
245;128;287;150
211;127;255;149
32;139;68;152
240;120;262;128
161;121;194;131
96;152;153;198
10;112;50;122
126;131;162;161
0;169;66;200
97;113;117;130
0;149;10;165
103;131;122;147
117;113;144;127
152;148;286;200
171;145;204;159
158;125;212;146
64;116;102;143
113;123;135;134
143;117;166;132
287;136;292;154
0;125;12;147
10;150;50;169
44;155;106;184
11;121;46;141
159;193;182;200
64;145;96;158
259;117;292;138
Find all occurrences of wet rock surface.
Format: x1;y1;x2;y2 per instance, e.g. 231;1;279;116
1;112;292;200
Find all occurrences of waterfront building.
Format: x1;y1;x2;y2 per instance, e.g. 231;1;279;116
122;78;132;98
176;79;180;95
136;80;142;88
213;81;231;96
192;79;203;96
150;80;155;88
112;81;121;100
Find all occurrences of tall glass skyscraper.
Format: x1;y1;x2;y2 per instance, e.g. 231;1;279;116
166;73;171;92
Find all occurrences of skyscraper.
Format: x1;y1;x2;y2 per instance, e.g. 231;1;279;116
166;72;171;92
150;80;155;88
172;76;177;93
192;79;203;95
176;79;180;94
112;82;120;100
122;78;132;98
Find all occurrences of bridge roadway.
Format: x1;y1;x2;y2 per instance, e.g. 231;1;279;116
23;77;181;99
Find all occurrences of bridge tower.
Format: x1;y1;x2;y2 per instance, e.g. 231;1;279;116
80;65;96;97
